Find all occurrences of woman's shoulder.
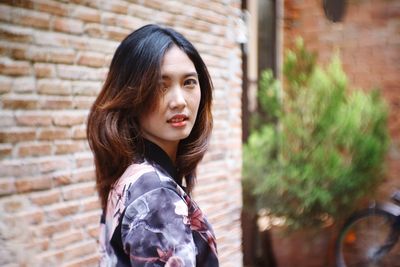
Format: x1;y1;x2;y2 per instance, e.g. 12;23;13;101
114;161;155;189
112;161;182;207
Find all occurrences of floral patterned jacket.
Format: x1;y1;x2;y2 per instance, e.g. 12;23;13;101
99;140;219;267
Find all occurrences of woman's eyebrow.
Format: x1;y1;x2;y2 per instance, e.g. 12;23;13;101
184;72;198;78
161;72;198;79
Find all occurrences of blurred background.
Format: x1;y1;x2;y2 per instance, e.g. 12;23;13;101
0;0;398;266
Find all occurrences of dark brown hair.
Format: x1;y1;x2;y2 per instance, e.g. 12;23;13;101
87;24;213;209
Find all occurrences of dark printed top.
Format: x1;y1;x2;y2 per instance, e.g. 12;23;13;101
99;140;219;267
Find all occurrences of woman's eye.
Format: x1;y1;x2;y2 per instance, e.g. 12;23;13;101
184;79;198;88
159;82;168;92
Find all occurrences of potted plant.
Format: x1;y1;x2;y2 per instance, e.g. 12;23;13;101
242;39;389;267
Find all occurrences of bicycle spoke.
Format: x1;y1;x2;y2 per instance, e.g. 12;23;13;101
337;209;399;267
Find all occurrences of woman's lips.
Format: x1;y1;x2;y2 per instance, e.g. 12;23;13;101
167;114;188;127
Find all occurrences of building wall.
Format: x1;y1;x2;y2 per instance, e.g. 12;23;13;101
283;0;400;197
0;1;243;266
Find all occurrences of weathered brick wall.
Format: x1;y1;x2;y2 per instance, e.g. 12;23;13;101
283;0;400;197
0;1;243;266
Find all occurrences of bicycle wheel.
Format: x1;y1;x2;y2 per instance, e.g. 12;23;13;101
336;207;400;267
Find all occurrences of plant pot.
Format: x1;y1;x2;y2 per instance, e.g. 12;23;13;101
270;225;336;267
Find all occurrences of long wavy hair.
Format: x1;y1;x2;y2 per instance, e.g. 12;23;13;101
87;24;213;210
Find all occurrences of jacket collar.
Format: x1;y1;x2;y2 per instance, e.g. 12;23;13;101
143;139;181;185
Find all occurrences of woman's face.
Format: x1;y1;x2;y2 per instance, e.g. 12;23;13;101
139;46;201;159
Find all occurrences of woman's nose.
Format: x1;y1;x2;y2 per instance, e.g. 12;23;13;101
168;85;186;110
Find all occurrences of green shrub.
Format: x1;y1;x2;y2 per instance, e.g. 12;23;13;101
243;39;389;229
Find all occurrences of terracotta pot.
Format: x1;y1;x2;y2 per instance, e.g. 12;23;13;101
270;225;336;267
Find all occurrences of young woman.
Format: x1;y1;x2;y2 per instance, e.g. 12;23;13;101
87;24;218;266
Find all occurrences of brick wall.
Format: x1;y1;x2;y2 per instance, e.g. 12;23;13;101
0;1;243;266
283;0;400;198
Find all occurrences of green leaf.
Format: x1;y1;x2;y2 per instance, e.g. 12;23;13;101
243;37;389;229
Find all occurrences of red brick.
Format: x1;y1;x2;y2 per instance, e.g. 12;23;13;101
0;128;36;143
53;17;84;34
52;230;84;249
0;39;16;55
72;124;87;140
56;64;99;80
73;211;100;228
38;220;71;236
44;201;80;221
34;63;56;78
12;76;36;93
34;0;69;16
0;57;31;76
73;96;95;109
164;1;185;15
2;196;26;213
75;152;93;168
15;175;52;193
71;81;101;96
100;12;118;26
52;112;86;126
40;96;73;109
0;111;14;127
37;79;71;95
2;1;34;10
104;1;129;14
28;237;50;252
39;157;71;173
30;189;61;206
179;19;212;33
115;15;143;29
0;75;13;94
104;26;130;41
11;44;58;64
17;142;52;157
71;167;95;183
47;48;76;64
0;143;13;159
0;24;34;42
142;0;165;11
63;254;99;267
195;10;227;25
14;209;45;225
70;5;101;23
83;23;104;38
16;112;53;126
0;158;41;177
37;240;98;266
127;4;155;21
53;171;73;186
55;140;85;155
61;182;96;201
66;35;88;50
36;249;65;266
11;45;46;62
33;31;69;48
0;4;12;21
2;94;39;109
0;177;16;196
86;224;99;239
11;8;51;29
62;240;98;261
81;196;100;212
38;127;71;141
77;51;106;67
85;37;117;54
